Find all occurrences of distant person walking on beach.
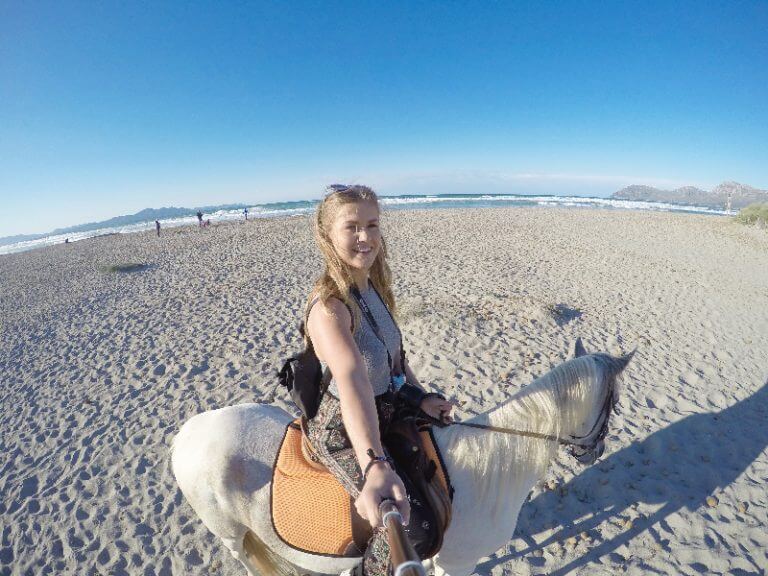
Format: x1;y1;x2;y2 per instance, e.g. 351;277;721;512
197;211;203;227
155;220;161;237
244;208;248;221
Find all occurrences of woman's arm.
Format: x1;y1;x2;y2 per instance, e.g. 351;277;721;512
308;298;383;462
307;297;409;526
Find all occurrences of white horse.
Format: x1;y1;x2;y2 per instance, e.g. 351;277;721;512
171;341;633;576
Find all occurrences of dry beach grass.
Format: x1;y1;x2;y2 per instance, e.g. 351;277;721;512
1;207;767;575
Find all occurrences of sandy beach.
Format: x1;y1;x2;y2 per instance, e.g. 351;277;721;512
1;207;766;576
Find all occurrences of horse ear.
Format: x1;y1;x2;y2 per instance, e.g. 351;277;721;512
573;338;588;358
608;349;636;374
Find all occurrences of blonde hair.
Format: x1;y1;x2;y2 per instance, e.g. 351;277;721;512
307;185;396;332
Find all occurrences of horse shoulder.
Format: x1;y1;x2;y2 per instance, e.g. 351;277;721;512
172;404;290;521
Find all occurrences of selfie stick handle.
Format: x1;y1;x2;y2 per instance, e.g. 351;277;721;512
379;499;425;576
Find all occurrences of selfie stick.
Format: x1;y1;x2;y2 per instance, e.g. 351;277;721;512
379;499;426;576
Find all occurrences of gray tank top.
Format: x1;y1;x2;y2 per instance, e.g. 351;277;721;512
313;285;401;397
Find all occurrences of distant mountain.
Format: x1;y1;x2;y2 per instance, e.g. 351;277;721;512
612;181;768;210
0;204;249;247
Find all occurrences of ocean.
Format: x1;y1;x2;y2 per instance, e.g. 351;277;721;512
0;193;733;256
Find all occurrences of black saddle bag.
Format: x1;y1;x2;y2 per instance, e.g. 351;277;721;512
277;337;330;420
383;418;453;559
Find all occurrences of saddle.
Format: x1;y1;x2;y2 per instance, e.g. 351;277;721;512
271;418;453;558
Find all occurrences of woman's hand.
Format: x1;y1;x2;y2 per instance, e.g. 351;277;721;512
355;465;410;528
420;394;454;424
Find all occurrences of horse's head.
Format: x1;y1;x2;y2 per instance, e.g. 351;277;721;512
568;338;634;465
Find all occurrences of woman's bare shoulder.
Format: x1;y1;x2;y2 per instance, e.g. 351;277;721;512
307;295;352;332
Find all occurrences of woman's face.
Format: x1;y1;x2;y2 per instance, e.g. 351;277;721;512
330;200;381;274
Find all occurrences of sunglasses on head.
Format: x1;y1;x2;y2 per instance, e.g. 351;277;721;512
324;184;352;196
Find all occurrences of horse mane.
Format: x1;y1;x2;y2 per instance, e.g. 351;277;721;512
437;354;623;504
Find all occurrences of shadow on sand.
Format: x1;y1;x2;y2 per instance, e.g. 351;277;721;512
484;379;768;575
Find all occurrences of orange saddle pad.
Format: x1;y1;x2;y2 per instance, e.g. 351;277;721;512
272;421;358;556
271;419;451;557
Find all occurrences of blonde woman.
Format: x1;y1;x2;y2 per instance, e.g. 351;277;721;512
304;185;452;575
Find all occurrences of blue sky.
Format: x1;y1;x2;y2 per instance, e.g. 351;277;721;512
1;1;767;237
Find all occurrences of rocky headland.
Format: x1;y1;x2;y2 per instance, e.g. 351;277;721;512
612;181;768;210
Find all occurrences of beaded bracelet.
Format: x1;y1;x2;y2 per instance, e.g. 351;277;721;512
363;448;393;480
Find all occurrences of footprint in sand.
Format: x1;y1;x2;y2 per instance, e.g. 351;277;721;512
136;456;151;475
20;475;39;498
696;362;718;379
644;392;668;410
679;371;701;386
706;390;729;410
97;546;111;566
186;548;205;566
188;363;209;377
27;499;41;514
0;546;14;566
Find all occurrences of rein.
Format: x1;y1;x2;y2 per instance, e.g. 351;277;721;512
450;379;616;449
451;421;575;445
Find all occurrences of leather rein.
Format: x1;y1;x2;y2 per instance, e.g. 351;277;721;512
449;379;616;450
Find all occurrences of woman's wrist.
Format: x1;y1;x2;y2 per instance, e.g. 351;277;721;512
419;391;446;407
363;448;394;481
363;459;392;479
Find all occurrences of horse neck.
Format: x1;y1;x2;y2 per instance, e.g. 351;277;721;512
434;356;608;514
433;409;556;533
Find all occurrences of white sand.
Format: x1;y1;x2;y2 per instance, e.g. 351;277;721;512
1;207;766;575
